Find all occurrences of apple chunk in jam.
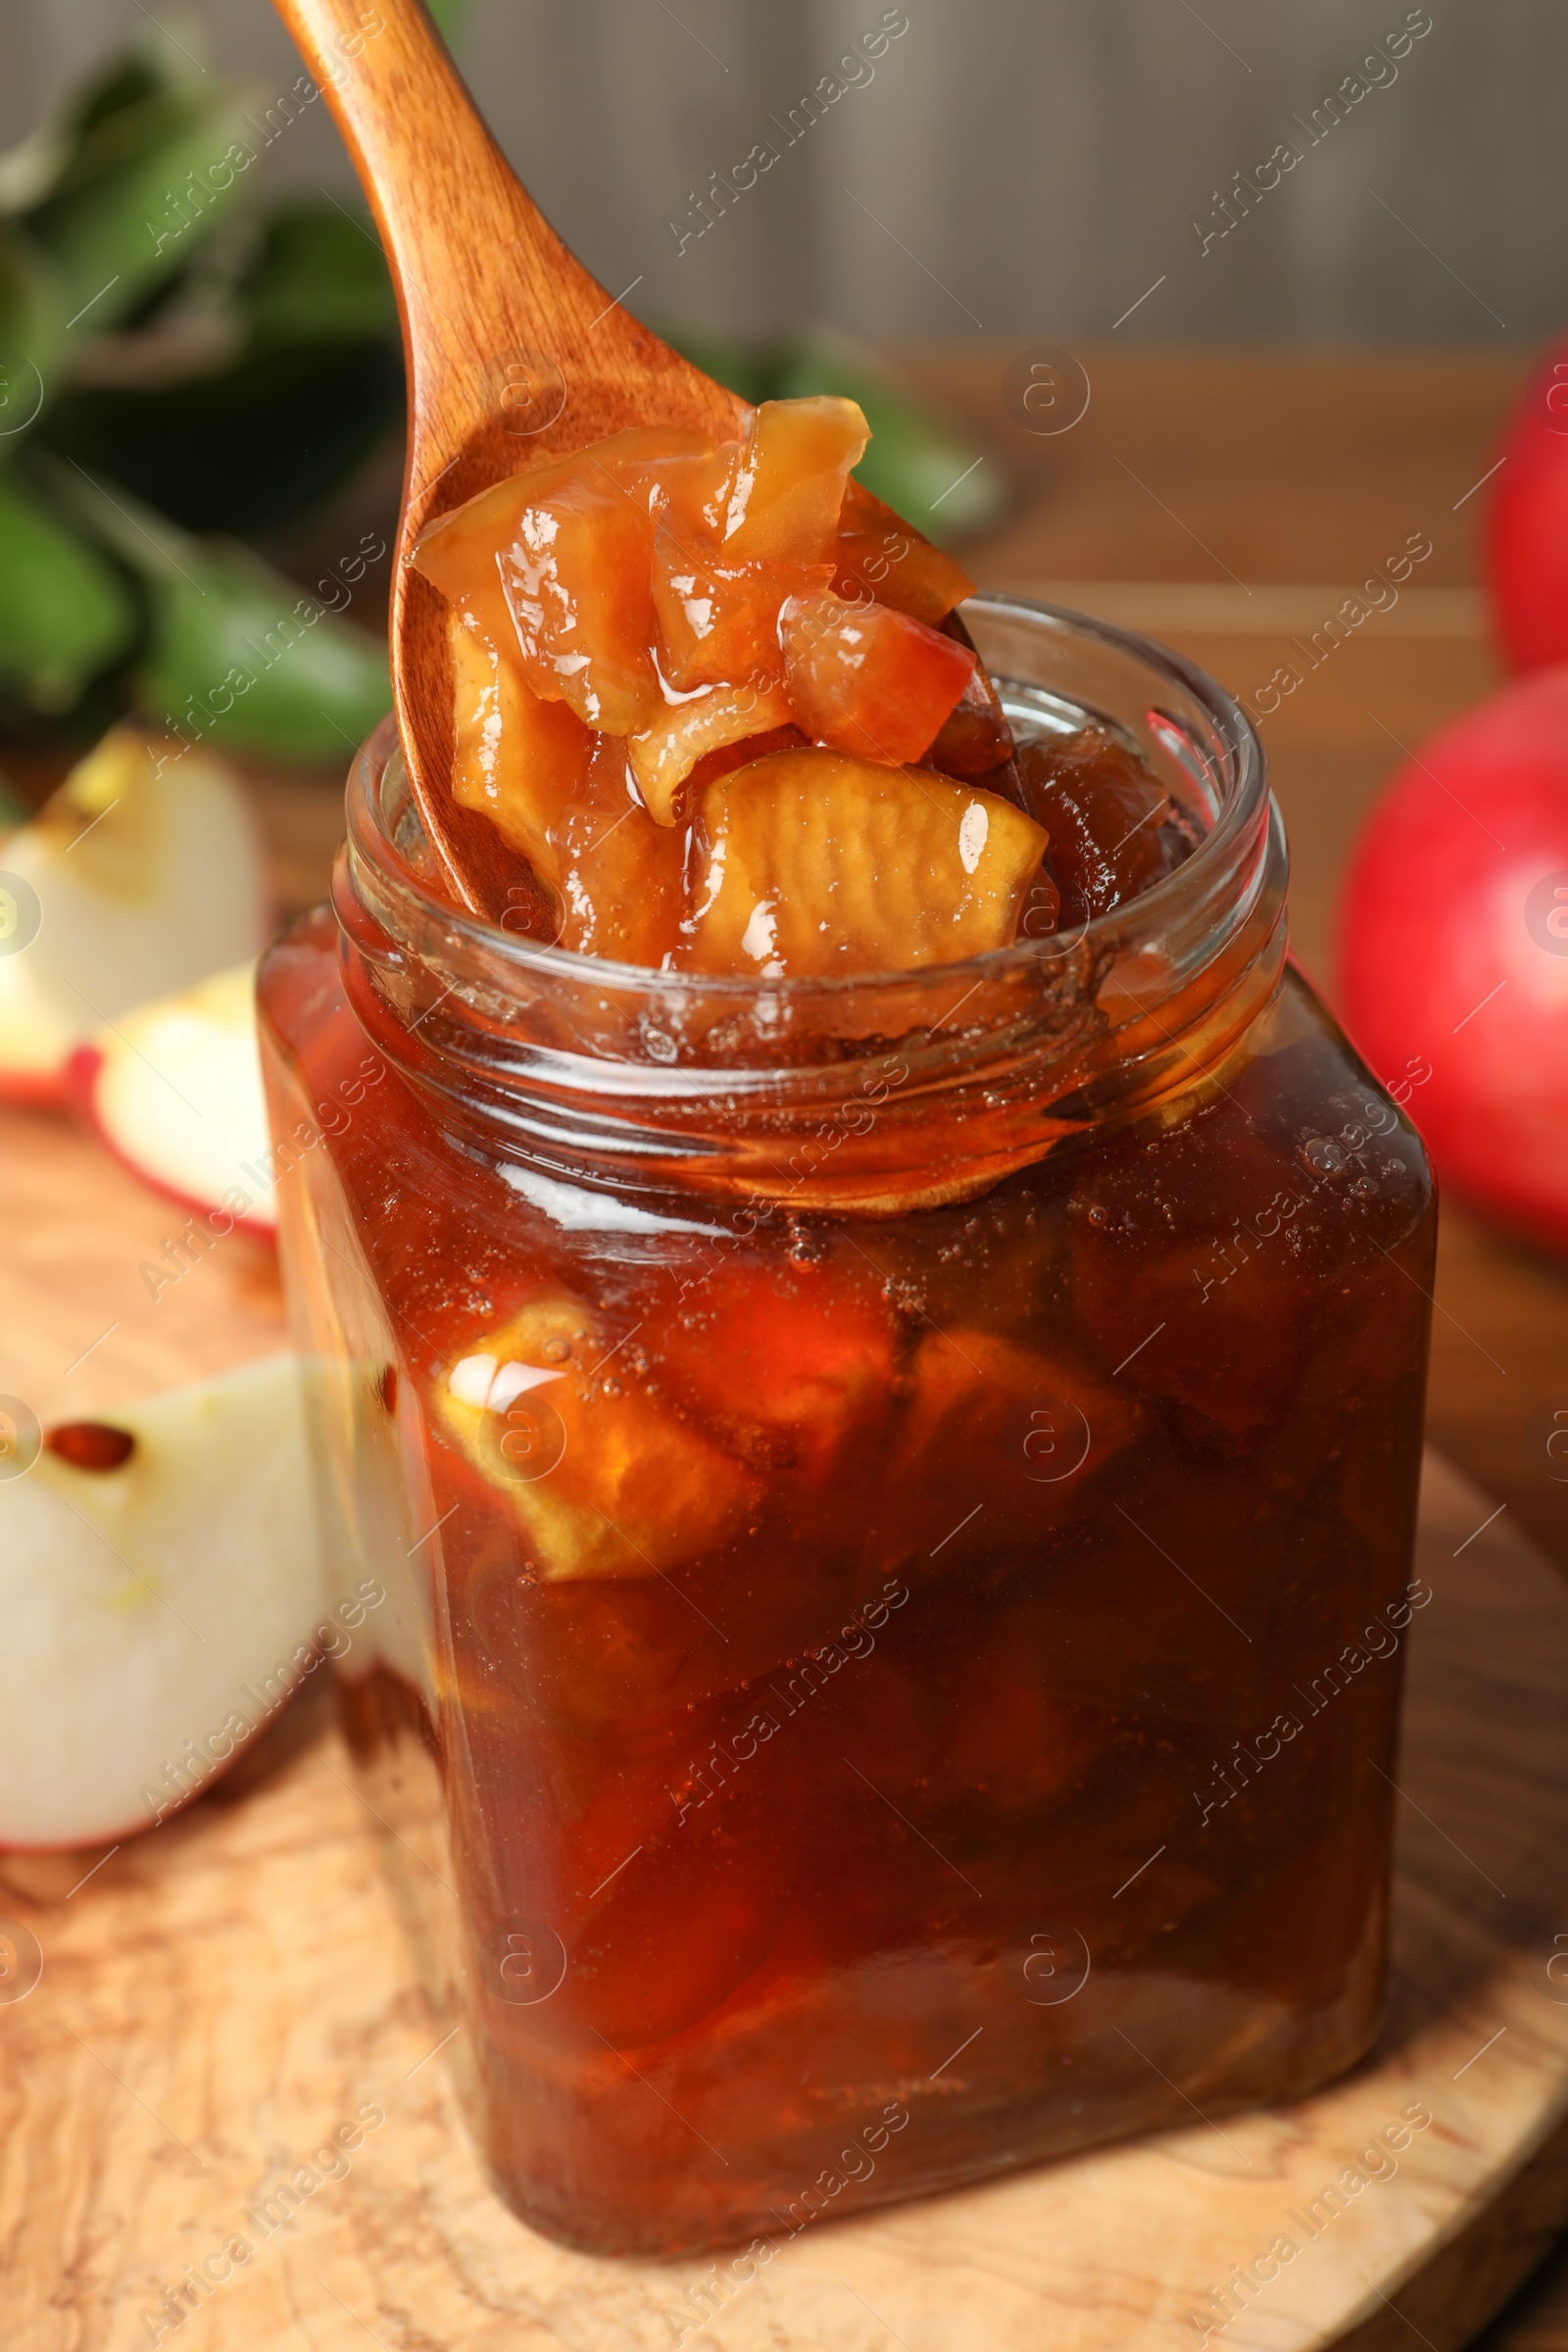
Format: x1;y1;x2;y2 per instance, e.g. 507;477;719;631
412;397;1195;975
685;749;1048;977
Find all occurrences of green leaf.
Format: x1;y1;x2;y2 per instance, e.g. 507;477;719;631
653;318;778;410
31;449;391;761
0;769;32;829
137;545;392;762
66;52;183;141
0;30;197;220
772;327;1005;545
0;470;138;712
0;121;75;220
238;200;398;349
22;79;265;327
0;226;68;444
39;339;403;535
63;17;209;135
34;202;402;532
425;0;473;48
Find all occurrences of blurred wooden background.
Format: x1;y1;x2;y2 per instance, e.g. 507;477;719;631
4;0;1567;345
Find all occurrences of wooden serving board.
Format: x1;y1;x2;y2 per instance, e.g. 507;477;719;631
4;1105;1568;2352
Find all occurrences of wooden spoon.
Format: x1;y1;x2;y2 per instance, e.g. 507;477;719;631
271;0;747;918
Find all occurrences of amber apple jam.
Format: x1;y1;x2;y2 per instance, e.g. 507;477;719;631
259;595;1434;2257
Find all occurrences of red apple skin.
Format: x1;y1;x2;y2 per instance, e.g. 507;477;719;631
0;1068;69;1111
1485;341;1568;673
1337;665;1568;1253
63;1044;278;1243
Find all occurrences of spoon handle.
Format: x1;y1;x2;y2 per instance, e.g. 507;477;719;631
271;0;603;466
270;0;747;919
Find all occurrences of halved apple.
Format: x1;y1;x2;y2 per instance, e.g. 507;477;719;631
0;725;268;1105
0;1356;326;1850
68;960;277;1237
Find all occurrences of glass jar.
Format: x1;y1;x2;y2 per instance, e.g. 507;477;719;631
258;595;1435;2259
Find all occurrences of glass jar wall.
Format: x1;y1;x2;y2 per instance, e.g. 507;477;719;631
259;596;1435;2258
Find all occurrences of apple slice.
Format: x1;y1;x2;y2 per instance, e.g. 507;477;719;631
831;480;976;624
68;961;278;1238
780;591;976;765
0;725;268;1106
0;1356;327;1850
445;608;592;876
628;680;796;825
719;396;869;564
434;1294;759;1580
682;747;1050;976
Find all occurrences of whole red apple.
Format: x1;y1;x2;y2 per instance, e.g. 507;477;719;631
1486;340;1568;671
1338;665;1568;1252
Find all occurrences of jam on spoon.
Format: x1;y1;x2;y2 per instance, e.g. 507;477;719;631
411;395;1195;974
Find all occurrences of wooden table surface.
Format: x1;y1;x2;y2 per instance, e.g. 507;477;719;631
6;1430;1566;2352
12;344;1568;2346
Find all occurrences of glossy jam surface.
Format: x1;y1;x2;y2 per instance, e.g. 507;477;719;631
411;400;1195;974
260;895;1434;2254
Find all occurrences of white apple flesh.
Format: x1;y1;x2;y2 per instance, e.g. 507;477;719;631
70;961;278;1237
0;1356;326;1849
0;725;268;1105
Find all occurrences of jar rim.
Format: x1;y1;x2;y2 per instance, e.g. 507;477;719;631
344;589;1272;1004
